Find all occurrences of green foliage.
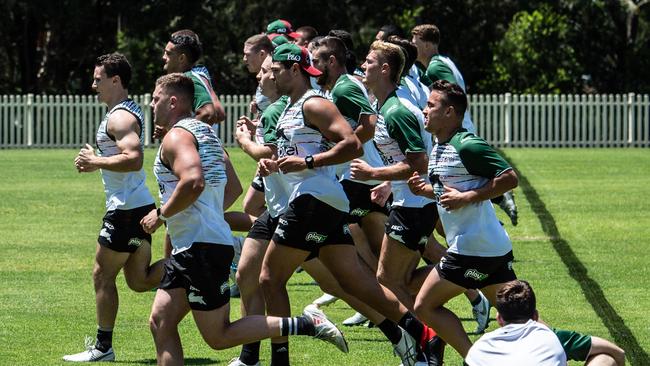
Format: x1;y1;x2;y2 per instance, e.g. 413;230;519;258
482;5;581;93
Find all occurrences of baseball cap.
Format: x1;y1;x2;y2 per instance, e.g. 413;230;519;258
269;34;290;47
266;19;301;39
272;43;322;77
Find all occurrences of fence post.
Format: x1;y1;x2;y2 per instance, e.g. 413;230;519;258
143;93;152;147
26;93;34;146
627;92;635;144
504;93;511;146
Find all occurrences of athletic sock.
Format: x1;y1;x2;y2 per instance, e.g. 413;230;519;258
279;316;315;336
239;342;260;365
95;327;113;352
377;319;402;345
270;342;290;366
398;313;425;345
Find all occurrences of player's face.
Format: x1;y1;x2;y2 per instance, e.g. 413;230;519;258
311;48;330;87
151;85;172;127
257;56;278;98
270;61;292;95
243;44;264;74
162;42;182;73
423;91;449;133
362;51;381;87
92;66;112;104
295;31;309;47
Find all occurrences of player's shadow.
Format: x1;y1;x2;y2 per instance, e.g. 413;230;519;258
128;358;216;365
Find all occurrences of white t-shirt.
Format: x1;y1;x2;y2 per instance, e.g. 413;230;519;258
465;320;567;366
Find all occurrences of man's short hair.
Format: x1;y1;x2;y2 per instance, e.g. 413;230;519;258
327;29;354;50
495;280;537;324
170;29;203;65
370;41;405;84
296;26;318;43
386;36;417;78
411;24;440;45
378;24;404;40
245;34;274;54
95;53;132;89
430;80;468;117
315;36;347;67
155;73;194;104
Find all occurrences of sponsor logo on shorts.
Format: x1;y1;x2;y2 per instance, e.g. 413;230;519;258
219;281;229;295
99;228;112;243
279;218;288;226
388;232;405;244
390;225;404;232
350;208;370;217
128;238;143;247
464;269;488;282
189;285;200;292
104;222;115;230
305;232;327;243
342;224;351;235
507;261;513;271
418;236;428;245
188;292;207;305
275;228;286;239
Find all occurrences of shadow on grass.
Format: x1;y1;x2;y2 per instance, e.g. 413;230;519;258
127;358;216;365
505;152;649;365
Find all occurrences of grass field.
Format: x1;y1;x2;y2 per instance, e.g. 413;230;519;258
0;148;648;365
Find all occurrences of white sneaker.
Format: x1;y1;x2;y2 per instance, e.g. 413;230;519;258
498;191;518;226
472;290;491;333
227;357;261;366
312;293;338;307
303;304;349;353
393;329;418;366
342;312;368;326
63;337;115;362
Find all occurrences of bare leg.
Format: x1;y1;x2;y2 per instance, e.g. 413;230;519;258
377;235;421;311
123;240;165;292
94;244;129;330
236;237;268;317
242;185;266;218
149;288;190;366
224;211;256;232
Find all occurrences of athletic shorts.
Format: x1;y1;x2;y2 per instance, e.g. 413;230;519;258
97;203;155;253
247;210;280;241
251;174;264;192
435;250;516;290
159;243;234;311
272;194;353;255
553;328;592;361
384;202;438;250
341;179;389;223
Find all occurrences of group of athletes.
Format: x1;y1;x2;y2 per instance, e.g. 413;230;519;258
65;18;625;366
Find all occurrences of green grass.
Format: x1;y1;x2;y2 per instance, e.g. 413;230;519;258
0;148;647;365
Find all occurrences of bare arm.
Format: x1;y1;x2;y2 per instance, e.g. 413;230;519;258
588;336;625;366
354;113;377;143
223;150;243;210
235;116;275;161
351;150;428;181
74;110;143;173
439;169;518;210
194;103;216;125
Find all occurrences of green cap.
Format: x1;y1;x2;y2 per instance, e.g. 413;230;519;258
266;19;300;39
272;43;322;77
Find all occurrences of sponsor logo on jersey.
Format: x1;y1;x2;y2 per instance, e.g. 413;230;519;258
464;269;488;282
128;238;143;247
305;232;327;243
188;292;207;305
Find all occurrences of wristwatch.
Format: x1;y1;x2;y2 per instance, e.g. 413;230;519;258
157;208;168;221
305;155;315;169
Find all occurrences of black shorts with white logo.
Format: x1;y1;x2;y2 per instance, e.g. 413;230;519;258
97;204;155;253
247;210;280;241
384;202;438;251
272;194;353;256
251;174;264;192
435;250;516;290
341;179;389;224
159;243;234;311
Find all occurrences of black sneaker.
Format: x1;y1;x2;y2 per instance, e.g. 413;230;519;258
423;335;445;366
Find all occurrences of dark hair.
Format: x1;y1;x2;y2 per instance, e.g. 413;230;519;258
411;24;440;45
430;80;468;117
495;280;537;324
387;36;417;78
170;29;202;64
155;73;195;103
315;37;348;67
296;26;318;43
245;34;274;54
378;24;404;40
278;60;311;79
328;29;354;50
95;53;132;89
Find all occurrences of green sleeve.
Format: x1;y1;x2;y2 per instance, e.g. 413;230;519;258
424;58;457;87
262;96;288;145
186;72;212;111
455;132;511;178
332;84;375;123
553;328;592;361
386;107;425;154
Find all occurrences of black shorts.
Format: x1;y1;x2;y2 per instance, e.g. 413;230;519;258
98;204;155;253
385;202;438;250
435;250;516;290
247;210;280;241
159;243;234;311
341;179;389;223
272;194;354;255
251;174;264;192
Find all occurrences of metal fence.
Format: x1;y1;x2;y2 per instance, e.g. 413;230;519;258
1;93;648;148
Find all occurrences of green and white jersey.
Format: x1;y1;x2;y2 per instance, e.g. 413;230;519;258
398;64;430;110
276;89;349;212
330;74;384;185
373;90;434;207
184;71;212;112
429;129;512;256
260;96;291;218
154;118;232;254
95;99;154;211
